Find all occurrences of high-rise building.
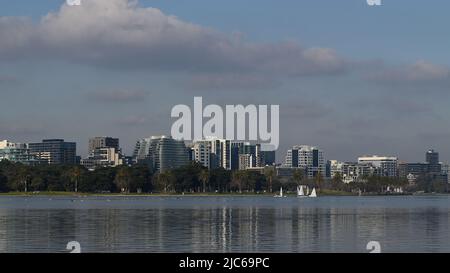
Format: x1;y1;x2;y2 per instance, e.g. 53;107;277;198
0;140;45;165
426;149;441;173
207;137;231;170
341;162;378;183
260;150;276;166
81;147;123;170
81;137;123;170
398;162;430;178
230;142;243;170
398;149;444;184
441;163;449;184
426;149;439;165
231;142;262;170
191;140;211;169
329;160;344;179
89;137;120;154
149;136;189;172
358;156;398;177
329;159;378;183
28;139;77;165
191;139;271;170
238;154;252;170
133;138;152;165
285;145;325;178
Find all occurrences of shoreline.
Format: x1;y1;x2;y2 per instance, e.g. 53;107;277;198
0;191;436;198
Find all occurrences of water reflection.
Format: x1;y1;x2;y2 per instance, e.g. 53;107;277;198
0;196;449;253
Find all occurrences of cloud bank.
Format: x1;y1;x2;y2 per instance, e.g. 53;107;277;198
0;0;346;78
369;60;450;85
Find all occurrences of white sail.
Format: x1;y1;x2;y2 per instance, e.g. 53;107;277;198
274;187;284;198
298;185;305;197
306;186;310;196
309;188;317;198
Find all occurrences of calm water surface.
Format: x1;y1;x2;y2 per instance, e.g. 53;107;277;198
0;195;449;253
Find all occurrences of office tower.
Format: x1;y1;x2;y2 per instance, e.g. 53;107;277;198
81;136;123;170
133;138;152;165
341;162;378;183
398;162;430;178
81;147;123;170
325;160;332;178
285;145;325;178
238;154;252;170
191;141;211;169
28;139;77;165
149;136;189;172
88;137;120;154
207;137;231;170
426;149;439;165
285;149;298;168
260;150;276;166
441;163;449;184
192;138;269;170
0;140;44;165
231;142;262;170
329;160;344;179
329;160;378;183
426;149;441;173
243;142;262;168
358;156;398;177
230;142;243;170
398;149;444;183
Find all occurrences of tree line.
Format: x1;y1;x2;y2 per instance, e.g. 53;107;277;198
0;159;446;194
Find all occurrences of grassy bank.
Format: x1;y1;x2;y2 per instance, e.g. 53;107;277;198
0;189;356;197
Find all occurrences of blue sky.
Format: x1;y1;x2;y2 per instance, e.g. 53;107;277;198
2;0;450;62
1;0;450;162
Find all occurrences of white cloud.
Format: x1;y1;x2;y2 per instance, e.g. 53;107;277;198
0;0;347;77
369;60;450;84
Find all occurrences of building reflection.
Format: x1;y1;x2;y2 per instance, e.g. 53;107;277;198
0;197;449;252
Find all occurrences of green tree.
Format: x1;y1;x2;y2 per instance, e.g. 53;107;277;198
115;166;132;193
199;169;210;193
292;169;304;186
208;168;231;193
30;176;44;191
67;165;83;193
129;165;153;193
314;171;323;192
0;171;8;192
331;172;343;190
264;167;276;193
231;170;248;193
156;171;174;193
16;165;30;192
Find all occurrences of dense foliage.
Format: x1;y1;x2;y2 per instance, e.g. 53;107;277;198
0;160;447;194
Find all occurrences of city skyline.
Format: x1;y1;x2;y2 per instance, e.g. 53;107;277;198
1;0;450;162
1;135;448;166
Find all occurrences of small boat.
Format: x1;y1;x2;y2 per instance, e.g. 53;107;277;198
309;188;317;198
297;185;307;198
274;187;286;198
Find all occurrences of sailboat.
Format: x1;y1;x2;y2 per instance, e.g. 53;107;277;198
274;187;286;198
297;185;307;198
309;188;317;198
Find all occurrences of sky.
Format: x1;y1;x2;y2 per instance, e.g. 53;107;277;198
1;0;450;163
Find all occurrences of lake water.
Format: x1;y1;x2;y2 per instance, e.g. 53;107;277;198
0;195;449;253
